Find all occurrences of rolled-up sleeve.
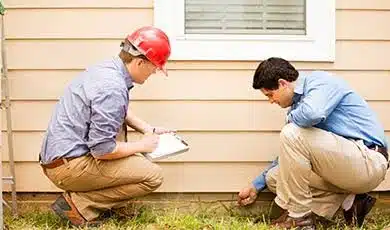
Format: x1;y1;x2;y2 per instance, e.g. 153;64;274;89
87;88;128;157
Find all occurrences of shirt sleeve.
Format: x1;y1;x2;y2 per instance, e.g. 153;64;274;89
252;157;279;192
287;79;347;127
87;88;128;157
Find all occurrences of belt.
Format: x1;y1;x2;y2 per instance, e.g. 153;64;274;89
40;157;77;169
368;145;388;162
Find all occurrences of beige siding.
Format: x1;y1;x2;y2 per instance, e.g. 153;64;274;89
5;41;390;70
2;162;270;192
3;131;390;163
5;0;153;8
6;70;390;101
2;0;390;192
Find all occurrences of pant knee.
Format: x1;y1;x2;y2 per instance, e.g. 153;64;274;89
144;164;164;191
280;123;301;143
265;167;279;193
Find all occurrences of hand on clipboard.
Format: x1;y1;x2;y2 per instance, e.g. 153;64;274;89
143;133;190;161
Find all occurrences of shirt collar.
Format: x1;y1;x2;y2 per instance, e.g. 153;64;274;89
113;55;134;90
292;74;306;103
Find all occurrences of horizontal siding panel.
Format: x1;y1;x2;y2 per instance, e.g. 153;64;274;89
4;0;153;8
332;71;390;100
1;101;287;131
6;10;389;41
1;131;281;162
5;9;153;39
7;70;390;101
2;101;390;134
337;0;390;10
3;131;390;163
2;162;269;192
6;41;390;70
336;11;390;40
5;0;390;10
2;101;390;131
3;162;390;192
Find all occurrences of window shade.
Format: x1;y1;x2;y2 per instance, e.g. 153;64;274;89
185;0;306;35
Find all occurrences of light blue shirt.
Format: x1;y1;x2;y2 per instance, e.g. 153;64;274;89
40;56;133;164
252;71;387;191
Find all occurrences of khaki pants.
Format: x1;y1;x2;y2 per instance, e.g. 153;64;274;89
43;124;163;221
267;123;388;218
266;166;349;219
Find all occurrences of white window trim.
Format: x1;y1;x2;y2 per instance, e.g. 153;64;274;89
154;0;335;62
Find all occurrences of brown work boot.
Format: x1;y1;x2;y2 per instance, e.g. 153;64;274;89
343;193;376;227
271;209;288;224
272;212;316;230
100;206;140;220
51;192;101;227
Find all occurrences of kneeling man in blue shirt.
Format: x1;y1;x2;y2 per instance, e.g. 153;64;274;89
237;57;388;229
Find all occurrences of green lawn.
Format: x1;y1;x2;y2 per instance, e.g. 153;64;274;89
4;201;390;230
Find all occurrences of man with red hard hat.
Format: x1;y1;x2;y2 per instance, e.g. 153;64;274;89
39;26;173;226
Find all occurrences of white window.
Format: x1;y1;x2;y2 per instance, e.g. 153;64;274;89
154;0;335;61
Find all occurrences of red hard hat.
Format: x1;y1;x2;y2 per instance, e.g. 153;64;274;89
126;26;171;75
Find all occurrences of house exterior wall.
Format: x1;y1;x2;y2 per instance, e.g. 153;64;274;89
2;0;390;192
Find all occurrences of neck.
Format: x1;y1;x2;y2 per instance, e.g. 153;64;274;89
125;62;133;75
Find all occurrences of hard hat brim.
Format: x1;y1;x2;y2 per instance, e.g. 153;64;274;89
160;65;168;76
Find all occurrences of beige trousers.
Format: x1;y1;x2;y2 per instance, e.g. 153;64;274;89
268;123;388;218
266;166;349;219
43;124;163;221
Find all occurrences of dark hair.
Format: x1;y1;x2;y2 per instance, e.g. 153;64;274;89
252;57;299;90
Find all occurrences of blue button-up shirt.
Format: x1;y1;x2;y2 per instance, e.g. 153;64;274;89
252;71;388;191
40;55;133;164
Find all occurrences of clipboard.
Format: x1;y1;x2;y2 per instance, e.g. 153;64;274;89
144;133;190;161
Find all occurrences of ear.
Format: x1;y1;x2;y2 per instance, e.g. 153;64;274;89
278;79;289;88
135;58;143;67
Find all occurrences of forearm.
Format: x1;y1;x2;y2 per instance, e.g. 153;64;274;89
287;110;324;127
252;158;279;192
288;82;345;127
125;110;153;134
94;141;142;160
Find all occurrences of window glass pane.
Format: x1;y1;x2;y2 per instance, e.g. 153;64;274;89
185;0;306;35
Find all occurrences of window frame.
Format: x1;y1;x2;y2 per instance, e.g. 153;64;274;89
154;0;335;62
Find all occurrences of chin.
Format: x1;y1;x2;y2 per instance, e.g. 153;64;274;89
279;103;289;108
281;102;294;108
134;79;145;85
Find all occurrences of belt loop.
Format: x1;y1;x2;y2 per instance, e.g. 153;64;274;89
63;158;70;168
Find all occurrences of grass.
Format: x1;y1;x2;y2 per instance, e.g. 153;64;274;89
4;201;390;230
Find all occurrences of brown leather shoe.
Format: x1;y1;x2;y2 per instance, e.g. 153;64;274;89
100;206;140;220
272;212;316;230
271;209;288;224
343;193;376;227
51;192;101;227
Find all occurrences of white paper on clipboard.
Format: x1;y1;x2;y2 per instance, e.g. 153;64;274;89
144;133;189;161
